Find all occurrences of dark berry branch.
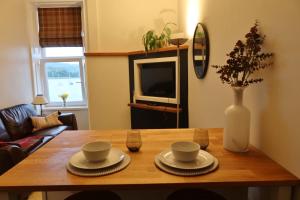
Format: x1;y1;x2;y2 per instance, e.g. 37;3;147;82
212;22;273;87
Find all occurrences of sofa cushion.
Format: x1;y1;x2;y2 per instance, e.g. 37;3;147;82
31;112;63;131
0;104;37;140
33;125;68;137
0;119;10;141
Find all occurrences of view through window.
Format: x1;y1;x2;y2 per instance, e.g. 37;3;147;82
41;47;86;106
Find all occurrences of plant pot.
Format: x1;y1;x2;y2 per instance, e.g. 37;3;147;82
223;87;250;152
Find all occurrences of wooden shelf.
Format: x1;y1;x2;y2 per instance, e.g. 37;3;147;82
128;103;181;113
84;52;129;57
128;45;188;55
84;45;189;57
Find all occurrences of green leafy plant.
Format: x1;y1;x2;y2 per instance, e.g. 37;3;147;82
212;22;273;87
196;30;204;38
142;23;176;52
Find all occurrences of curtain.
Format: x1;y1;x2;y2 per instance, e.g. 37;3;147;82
38;7;83;47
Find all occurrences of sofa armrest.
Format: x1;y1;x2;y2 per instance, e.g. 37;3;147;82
58;113;78;130
0;145;27;175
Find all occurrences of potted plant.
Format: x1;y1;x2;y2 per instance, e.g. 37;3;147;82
59;93;69;107
212;22;273;152
142;23;176;53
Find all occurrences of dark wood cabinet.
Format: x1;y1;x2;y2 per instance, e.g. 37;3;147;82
128;47;189;129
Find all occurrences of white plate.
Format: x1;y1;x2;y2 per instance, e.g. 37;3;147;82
66;154;131;177
158;149;214;170
155;155;219;176
69;148;125;170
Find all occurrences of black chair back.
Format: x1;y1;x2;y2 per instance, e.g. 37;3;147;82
64;191;121;200
167;188;226;200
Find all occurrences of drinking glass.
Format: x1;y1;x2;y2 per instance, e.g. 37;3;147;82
126;129;142;152
193;128;209;150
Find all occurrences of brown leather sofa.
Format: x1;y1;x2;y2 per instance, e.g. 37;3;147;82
0;104;77;175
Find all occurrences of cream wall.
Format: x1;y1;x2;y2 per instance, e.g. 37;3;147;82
179;0;300;179
85;0;178;129
44;109;89;130
85;0;178;52
86;57;131;129
0;0;33;107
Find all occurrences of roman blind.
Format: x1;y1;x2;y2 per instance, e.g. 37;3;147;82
38;7;83;47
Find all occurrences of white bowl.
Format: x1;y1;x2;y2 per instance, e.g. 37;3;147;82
82;141;112;162
171;141;200;162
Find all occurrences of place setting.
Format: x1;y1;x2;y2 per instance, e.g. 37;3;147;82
154;128;219;176
66;141;130;177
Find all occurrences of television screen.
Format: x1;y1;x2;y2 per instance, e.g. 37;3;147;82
140;62;176;98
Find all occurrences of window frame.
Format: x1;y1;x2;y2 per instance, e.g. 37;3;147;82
41;47;85;58
28;0;88;108
40;54;87;107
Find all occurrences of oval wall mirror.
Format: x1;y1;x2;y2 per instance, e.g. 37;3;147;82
192;23;209;79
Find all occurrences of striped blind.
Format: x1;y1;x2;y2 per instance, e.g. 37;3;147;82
38;7;83;47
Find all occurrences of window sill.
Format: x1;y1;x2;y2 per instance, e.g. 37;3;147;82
44;106;88;111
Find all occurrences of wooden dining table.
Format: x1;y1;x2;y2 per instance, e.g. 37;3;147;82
0;128;298;199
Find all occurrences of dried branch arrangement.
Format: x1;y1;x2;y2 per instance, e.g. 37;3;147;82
212;22;273;87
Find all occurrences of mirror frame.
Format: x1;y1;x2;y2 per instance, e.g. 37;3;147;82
192;23;210;79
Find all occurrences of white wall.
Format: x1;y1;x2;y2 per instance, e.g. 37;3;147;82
85;0;178;129
0;0;33;108
179;0;300;179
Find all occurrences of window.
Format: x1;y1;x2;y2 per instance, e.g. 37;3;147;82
41;47;86;106
33;6;87;107
43;47;83;57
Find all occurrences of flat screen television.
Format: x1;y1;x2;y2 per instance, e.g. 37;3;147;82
140;62;176;98
134;57;178;104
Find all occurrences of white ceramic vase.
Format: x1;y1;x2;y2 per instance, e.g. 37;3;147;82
224;87;250;152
